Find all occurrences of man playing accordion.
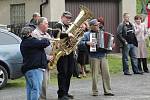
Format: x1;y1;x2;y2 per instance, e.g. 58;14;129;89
80;18;114;96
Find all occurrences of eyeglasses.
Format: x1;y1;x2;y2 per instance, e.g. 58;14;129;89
93;24;99;26
66;16;72;19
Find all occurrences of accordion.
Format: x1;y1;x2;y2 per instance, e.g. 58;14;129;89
90;32;97;52
90;31;114;52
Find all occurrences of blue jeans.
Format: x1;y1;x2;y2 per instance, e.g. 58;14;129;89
25;69;44;100
122;44;139;73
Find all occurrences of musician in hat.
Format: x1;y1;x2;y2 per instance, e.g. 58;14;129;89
53;11;75;100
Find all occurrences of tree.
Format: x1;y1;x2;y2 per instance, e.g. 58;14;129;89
137;0;149;14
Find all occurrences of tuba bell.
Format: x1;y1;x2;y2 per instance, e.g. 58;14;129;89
48;5;93;69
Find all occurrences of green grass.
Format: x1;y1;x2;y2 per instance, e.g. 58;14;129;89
7;51;150;88
7;53;123;88
108;54;122;74
147;47;150;63
7;77;25;88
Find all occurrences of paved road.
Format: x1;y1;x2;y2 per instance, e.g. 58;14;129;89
1;73;150;100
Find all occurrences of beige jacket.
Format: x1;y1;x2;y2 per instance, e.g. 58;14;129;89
31;28;53;60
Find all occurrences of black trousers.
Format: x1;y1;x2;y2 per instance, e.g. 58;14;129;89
73;58;81;77
138;58;149;72
57;52;74;98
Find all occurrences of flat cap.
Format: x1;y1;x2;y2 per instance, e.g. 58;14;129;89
89;19;100;26
62;11;72;18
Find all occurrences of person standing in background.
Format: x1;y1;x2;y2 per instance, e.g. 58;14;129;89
134;15;149;73
117;13;143;75
77;22;90;77
27;12;41;30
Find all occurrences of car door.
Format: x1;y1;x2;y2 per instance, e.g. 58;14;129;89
0;29;23;79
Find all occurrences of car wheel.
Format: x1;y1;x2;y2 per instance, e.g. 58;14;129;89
0;65;8;89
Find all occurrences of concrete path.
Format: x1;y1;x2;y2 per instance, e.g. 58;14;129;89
1;73;150;100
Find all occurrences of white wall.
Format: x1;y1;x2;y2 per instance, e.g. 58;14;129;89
0;0;10;25
25;0;41;22
0;0;137;25
49;0;65;21
119;0;137;23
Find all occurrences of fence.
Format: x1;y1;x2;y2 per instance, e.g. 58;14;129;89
7;22;57;37
8;23;26;37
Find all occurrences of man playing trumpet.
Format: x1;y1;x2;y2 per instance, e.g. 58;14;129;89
31;17;54;100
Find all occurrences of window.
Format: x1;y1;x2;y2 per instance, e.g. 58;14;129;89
10;4;25;24
0;32;20;45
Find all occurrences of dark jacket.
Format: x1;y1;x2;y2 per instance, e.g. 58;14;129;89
117;22;138;47
20;36;50;74
25;19;37;31
53;22;69;38
77;42;88;53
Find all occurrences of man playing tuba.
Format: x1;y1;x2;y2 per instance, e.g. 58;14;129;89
53;11;75;100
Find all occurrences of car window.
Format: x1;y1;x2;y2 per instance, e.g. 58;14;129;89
0;31;20;45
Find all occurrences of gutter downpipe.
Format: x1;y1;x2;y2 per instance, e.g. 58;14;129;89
40;0;48;17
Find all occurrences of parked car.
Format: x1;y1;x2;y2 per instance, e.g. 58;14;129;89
0;28;23;89
0;24;10;31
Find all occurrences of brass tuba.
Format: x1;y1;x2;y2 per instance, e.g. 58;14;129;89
48;5;93;69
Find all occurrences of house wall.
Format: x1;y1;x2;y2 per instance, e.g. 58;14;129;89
49;0;65;21
0;0;66;25
119;0;137;23
0;0;10;24
0;0;137;25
